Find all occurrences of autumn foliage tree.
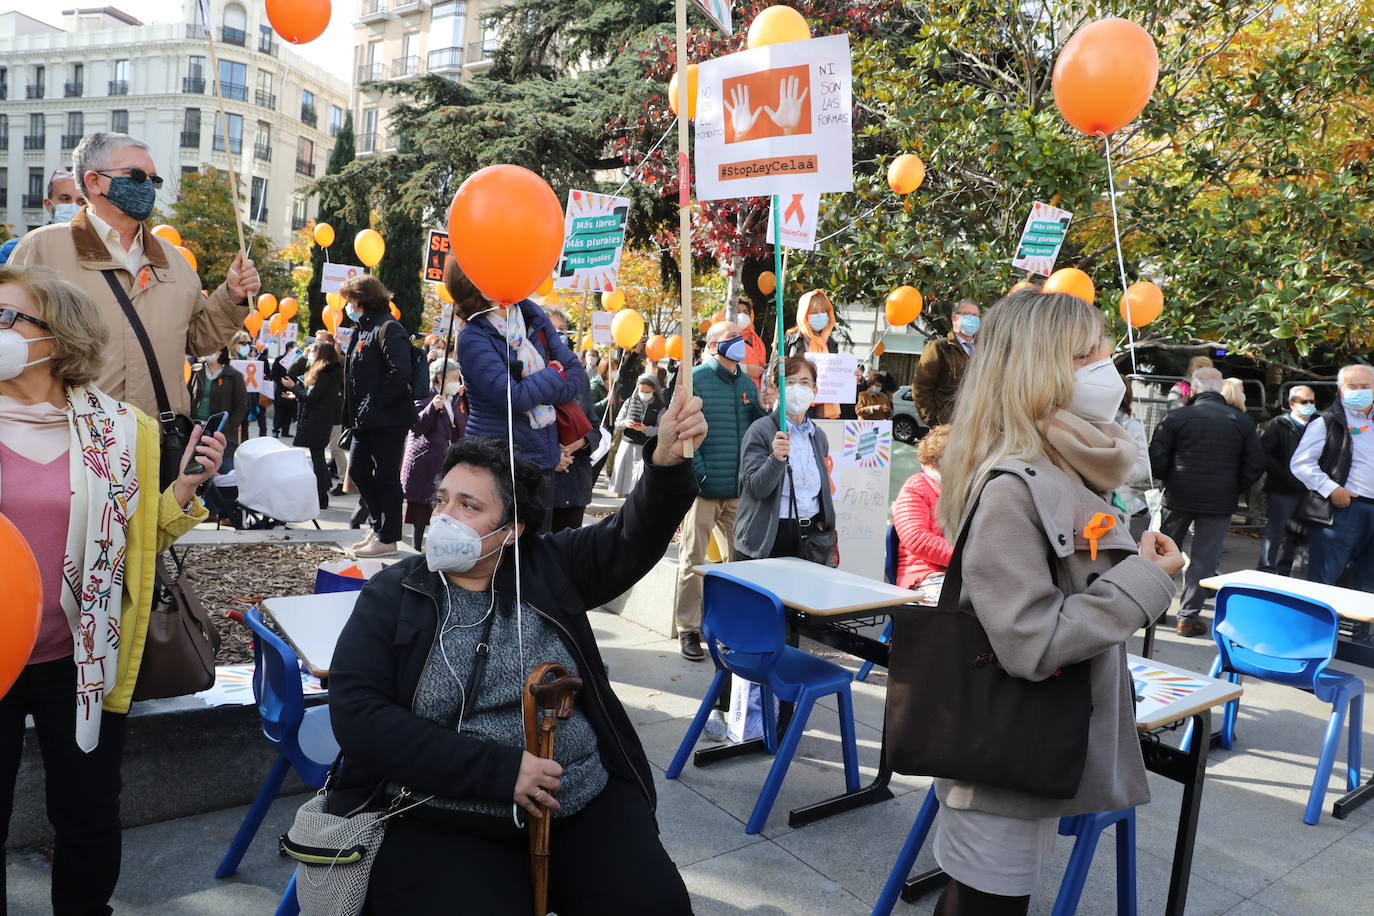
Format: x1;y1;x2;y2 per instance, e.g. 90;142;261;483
170;166;290;301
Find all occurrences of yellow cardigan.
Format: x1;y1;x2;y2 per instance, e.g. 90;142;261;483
104;408;207;713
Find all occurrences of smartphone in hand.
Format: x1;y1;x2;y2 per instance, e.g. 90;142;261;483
184;411;229;475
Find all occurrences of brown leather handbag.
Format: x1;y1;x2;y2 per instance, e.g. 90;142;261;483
132;548;220;701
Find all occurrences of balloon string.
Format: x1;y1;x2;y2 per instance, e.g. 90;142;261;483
1103;133;1138;378
613;118;678;199
772;195;786;432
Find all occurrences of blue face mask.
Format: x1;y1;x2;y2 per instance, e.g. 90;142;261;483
1295;402;1317;419
717;337;747;363
958;314;980;336
104;176;157;222
807;313;829;332
345;305;362;323
1343;389;1374;412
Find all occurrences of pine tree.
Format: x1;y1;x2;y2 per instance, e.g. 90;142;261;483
307;113;364;333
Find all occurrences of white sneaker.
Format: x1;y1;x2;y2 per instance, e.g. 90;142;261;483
354;540;399;558
703;710;729;743
350;531;377;552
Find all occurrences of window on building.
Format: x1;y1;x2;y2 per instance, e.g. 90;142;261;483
0;114;8;144
213;112;243;153
259;24;276;53
64;111;83;148
189;56;205;79
257;70;273;93
29;168;44;198
0;168;7;207
0;67;8;100
111;110;128;133
431;1;466;45
181;166;198;176
250;176;268;221
110;59;128;95
29;113;45;136
182;108;200;147
34;65;45;90
218;60;247;100
291;196;308;230
360;107;379;152
73;64;83;82
296;136;316;174
67;63;84;96
300;88;316;125
255;120;271;159
222;2;247;44
329;105;343;137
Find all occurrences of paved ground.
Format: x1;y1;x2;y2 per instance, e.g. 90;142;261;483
8;436;1373;913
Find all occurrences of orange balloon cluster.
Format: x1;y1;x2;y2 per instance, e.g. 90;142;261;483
257;293;278;318
176;246;198;272
448;165;565;305
322;307;343;333
536;277;555;299
0;512;44;698
152;224;181;246
1044;267;1096;303
269;314;288;335
244;313;264;336
666;335;684;360
1053;18;1159;136
265;0;331;44
645;335;668;362
885;286;923;326
1120;281;1163;327
603;290;625;312
279;297;299;321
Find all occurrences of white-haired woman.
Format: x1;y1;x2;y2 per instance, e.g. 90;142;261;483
923;289;1183;914
0;265;223;914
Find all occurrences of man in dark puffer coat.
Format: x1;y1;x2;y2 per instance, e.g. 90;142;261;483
1149;367;1265;636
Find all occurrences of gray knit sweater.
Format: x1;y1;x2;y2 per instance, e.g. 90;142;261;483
407;584;608;818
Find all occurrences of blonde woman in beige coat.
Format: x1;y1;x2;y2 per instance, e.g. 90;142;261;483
928;290;1184;914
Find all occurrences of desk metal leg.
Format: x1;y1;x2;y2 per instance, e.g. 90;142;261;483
1141;622;1157;659
693;620;802;768
1333;778;1374;819
1141;710;1210;916
788;716;895;827
902;868;950;902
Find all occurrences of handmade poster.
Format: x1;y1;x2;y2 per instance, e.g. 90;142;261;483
554;191;631;291
423;228;451;283
1129;662;1209;722
230;359;272;398
591;311;614;346
767;191;820;251
817;419;892;581
321;262;364;293
692;0;731;33
1012;202;1073;277
804;352;858;404
195;664;326;707
694;34;854;201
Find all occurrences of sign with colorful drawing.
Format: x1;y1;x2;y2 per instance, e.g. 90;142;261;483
1012;202;1073;277
1130;662;1209;722
692;0;731;33
554;190;632;291
817;419;892;581
694;34;854;201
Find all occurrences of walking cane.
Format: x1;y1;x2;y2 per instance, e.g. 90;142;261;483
523;662;583;916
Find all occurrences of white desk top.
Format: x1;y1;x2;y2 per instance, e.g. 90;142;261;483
1127;653;1244;732
1199;569;1374;623
692;557;921;616
260;592;359;678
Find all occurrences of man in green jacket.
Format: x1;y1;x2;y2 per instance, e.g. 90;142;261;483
674;320;766;659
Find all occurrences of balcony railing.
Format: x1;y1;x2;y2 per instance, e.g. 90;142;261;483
183;76;205;93
212;135;243;154
357;132;377;153
0;190;6;207
258;36;278;56
391;56;423;78
255;90;276;109
26;83;45;99
23;135;45;150
250;206;268;223
64;81;83;97
291;214;309;231
22;194;44;208
467;39;498;63
357;63;387;83
108;80;128;96
392;0;425;11
180;130;199;148
219;82;247;101
300;106;317;128
295;158;316;177
0;84;7;100
254;142;272;161
186;23;208;39
61;134;82;149
358;0;388;20
221;26;246;46
428;47;463;71
0;137;8;151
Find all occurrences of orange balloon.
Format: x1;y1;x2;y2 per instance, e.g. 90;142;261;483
184;359;192;383
244;312;264;335
257;293;278;318
885;286;923;326
710;310;726;326
1053;18;1159;136
279;297;299;321
437;282;454;304
645;334;668;362
269;313;288;335
603;289;625;312
1044;267;1096;303
265;0;331;44
448;165;564;305
152;224;181;246
175;245;197;272
698;318;712;335
536;277;555;298
758;271;776;295
666;335;684;360
0;512;43;698
874;342;886;356
322;307;342;334
887;155;926;195
668;65;699;119
747;5;811;49
390;302;402;320
1121;280;1163;327
611;309;646;349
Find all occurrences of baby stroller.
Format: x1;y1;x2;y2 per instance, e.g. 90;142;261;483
210;438;322;530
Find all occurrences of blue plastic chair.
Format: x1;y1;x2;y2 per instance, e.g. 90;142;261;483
215;607;339;884
856;526;901;682
1180;585;1363;825
872;788;1137;916
666;571;861;834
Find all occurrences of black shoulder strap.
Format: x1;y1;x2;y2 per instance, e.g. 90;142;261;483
101;269;176;427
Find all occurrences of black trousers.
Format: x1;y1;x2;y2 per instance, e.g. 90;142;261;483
306;445;330;509
1161;509;1231;615
273;397;296;435
349;427;408;544
550;506;587;532
363;778;691;915
1;658;128;916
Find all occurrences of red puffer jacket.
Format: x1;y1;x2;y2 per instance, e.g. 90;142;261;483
892;471;954;589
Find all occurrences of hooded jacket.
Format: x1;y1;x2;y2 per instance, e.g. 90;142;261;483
786;290;841;419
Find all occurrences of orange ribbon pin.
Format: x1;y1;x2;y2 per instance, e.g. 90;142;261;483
1083;512;1116;560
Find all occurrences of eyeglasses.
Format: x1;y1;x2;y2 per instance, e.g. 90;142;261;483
0;308;52;332
95;167;164;189
1293;399;1315;405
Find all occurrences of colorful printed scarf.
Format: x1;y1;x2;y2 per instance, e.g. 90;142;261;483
484;305;556;430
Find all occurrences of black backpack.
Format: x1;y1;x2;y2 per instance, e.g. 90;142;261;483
387;319;431;399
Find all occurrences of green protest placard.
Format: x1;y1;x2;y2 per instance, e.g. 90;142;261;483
555;191;631;291
1012;202;1073;277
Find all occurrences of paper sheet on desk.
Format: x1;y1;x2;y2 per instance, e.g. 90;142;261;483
195;664;327;707
1130;662;1209;723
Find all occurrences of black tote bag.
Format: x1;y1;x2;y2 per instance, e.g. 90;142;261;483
884;477;1093;800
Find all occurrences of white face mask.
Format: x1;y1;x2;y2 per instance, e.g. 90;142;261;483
443;381;462;396
736;311;752;329
784;383;815;416
637;390;654;402
807;313;829;332
0;329;56;382
49;202;81;223
424;514;511;573
1068;357;1126;425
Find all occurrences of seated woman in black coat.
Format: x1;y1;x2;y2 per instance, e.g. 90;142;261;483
327;392;706;914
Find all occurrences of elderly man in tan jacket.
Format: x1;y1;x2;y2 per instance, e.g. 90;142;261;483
9;131;258;419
